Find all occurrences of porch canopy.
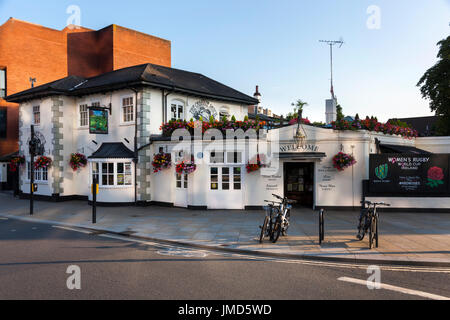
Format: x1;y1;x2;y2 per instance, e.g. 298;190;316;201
276;152;327;160
88;142;135;159
379;144;432;155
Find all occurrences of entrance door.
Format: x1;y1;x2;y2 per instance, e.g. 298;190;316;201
174;173;188;207
284;162;314;207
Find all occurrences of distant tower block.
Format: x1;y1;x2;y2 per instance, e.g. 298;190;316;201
326;98;337;124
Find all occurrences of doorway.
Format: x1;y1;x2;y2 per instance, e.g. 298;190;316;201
284;162;314;207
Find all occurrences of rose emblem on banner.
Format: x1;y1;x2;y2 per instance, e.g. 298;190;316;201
426;167;444;188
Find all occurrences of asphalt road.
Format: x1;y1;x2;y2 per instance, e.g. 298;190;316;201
0;218;449;300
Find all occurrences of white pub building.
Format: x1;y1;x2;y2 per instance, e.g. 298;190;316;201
7;63;450;212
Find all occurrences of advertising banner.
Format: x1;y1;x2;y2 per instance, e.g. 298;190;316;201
369;154;449;195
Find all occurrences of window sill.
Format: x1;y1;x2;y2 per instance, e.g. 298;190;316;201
119;122;135;127
98;185;134;190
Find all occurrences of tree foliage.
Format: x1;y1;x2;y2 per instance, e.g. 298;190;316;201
417;36;450;136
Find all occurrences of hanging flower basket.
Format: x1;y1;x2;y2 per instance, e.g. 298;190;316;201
246;154;267;173
34;156;52;170
9;155;25;172
152;153;172;173
176;161;197;175
69;153;87;171
332;152;356;172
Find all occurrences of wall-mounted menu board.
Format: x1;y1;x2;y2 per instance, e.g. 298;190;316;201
369;154;449;195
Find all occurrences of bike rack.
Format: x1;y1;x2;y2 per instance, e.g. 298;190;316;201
319;209;325;245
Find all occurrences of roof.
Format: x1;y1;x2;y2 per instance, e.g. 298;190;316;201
88;143;135;159
0;151;19;162
388;116;439;137
6;63;259;105
379;144;432;155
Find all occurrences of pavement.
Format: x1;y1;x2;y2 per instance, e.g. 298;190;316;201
1;192;450;267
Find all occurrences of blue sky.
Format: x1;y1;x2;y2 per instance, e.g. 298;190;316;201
1;0;449;122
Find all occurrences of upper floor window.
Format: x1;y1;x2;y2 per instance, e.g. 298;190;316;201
0;108;6;139
79;104;88;127
170;101;184;121
122;97;134;123
33;105;40;125
0;69;5;99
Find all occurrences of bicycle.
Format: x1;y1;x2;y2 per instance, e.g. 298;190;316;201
270;194;297;243
259;200;280;243
357;200;390;249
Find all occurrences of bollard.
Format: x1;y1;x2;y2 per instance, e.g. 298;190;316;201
92;176;98;224
319;209;325;245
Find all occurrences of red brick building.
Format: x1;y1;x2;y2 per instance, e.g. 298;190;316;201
0;17;171;158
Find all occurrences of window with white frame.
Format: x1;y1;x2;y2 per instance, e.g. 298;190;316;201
101;163;114;186
209;151;241;164
210;166;241;191
176;173;188;189
91;162;133;187
170;101;184;121
79;104;88;127
27;162;48;182
117;162;132;186
33;105;40;125
122;97;134;123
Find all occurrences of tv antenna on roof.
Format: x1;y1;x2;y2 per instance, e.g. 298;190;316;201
319;38;344;99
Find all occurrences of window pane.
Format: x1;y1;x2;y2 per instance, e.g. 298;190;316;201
0;69;5;98
211;175;218;183
117;163;124;173
211;167;218;175
222;183;230;190
211;183;218;190
222;167;230;175
234;183;241;190
108;163;114;173
234;167;241;174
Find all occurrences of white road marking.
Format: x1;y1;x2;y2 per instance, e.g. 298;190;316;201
0;217;8;220
338;276;450;300
52;225;92;234
10;229;16;232
157;249;208;258
42;226;450;274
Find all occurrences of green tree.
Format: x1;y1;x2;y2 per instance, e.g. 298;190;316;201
336;104;344;121
291;99;309;118
417;36;450;136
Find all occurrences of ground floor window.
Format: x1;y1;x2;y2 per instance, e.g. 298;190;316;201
210;166;242;190
90;161;133;187
176;173;188;189
27;162;48;182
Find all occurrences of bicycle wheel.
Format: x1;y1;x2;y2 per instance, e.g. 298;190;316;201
374;216;379;248
271;217;282;243
369;216;376;249
259;216;269;243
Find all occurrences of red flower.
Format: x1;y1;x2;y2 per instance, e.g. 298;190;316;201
428;167;444;181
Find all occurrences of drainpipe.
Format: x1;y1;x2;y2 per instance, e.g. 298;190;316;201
129;87;139;206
